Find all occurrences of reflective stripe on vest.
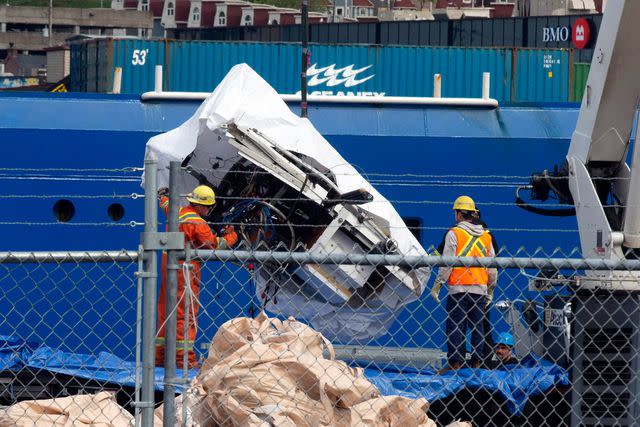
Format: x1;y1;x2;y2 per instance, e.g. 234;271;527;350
155;336;195;351
447;227;492;286
178;210;205;224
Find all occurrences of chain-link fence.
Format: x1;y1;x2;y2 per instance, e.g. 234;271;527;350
0;251;142;423
2;159;640;427
187;249;640;427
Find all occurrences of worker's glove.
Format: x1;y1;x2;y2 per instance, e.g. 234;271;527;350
431;281;443;304
157;187;169;199
222;225;239;247
485;293;493;308
486;284;495;308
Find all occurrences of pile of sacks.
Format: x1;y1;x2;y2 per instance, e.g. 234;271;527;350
0;313;470;426
182;312;435;426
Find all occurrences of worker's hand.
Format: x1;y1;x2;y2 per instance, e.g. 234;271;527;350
223;225;239;247
157;187;169;199
486;283;495;308
485;293;493;308
431;282;443;304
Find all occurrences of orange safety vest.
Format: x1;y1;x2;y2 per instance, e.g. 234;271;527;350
447;226;492;286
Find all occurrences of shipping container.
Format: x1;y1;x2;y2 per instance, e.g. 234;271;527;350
165;42;513;98
512;49;570;102
171;13;600;63
571;62;589;102
71;39;573;102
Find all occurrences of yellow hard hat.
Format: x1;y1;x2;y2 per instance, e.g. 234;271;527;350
453;195;478;212
187;185;216;206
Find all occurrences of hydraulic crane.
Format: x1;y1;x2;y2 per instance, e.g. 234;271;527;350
521;1;640;424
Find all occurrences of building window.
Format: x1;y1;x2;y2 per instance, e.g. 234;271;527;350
167;2;174;16
270;18;278;25
193;6;200;21
218;11;226;25
336;7;343;15
243;14;252;25
140;0;148;11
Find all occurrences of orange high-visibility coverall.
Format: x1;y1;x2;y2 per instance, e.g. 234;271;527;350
155;196;237;369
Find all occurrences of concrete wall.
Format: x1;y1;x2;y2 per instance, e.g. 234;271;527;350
0;6;152;51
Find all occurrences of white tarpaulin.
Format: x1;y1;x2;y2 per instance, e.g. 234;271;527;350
143;64;429;342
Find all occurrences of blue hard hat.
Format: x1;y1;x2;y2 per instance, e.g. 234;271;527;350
495;332;514;347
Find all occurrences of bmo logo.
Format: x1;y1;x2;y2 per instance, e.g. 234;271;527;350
572;18;591;49
542;26;570;43
541;18;592;49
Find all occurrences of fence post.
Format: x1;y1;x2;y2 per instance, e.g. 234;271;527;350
141;157;159;427
163;161;181;425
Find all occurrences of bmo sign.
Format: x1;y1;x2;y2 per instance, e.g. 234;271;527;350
542;17;592;49
572;18;591;49
542;26;570;43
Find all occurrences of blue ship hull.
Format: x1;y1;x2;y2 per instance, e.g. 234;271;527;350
0;92;581;360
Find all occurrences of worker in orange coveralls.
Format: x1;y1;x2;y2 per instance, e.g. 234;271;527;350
155;185;238;369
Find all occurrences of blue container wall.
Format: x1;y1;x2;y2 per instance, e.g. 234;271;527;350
71;39;570;101
113;39;167;93
513;49;570;102
166;41;300;93
166;42;512;98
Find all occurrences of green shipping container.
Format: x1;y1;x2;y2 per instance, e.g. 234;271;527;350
572;63;590;102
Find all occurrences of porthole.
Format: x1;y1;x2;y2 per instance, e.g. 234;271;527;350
107;203;125;221
53;199;75;223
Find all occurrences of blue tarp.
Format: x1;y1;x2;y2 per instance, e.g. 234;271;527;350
362;355;569;415
0;335;39;371
2;336;567;413
1;337;197;393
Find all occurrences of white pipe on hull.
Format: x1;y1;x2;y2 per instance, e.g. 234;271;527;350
433;74;441;98
482;72;490;100
140;91;499;107
112;67;122;94
154;65;163;93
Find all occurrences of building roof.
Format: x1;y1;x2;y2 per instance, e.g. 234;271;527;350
273;7;299;13
244;2;276;9
393;0;416;9
175;0;191;22
353;0;374;7
201;1;216;26
150;0;164;17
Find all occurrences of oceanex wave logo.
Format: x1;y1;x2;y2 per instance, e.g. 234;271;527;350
304;63;384;96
